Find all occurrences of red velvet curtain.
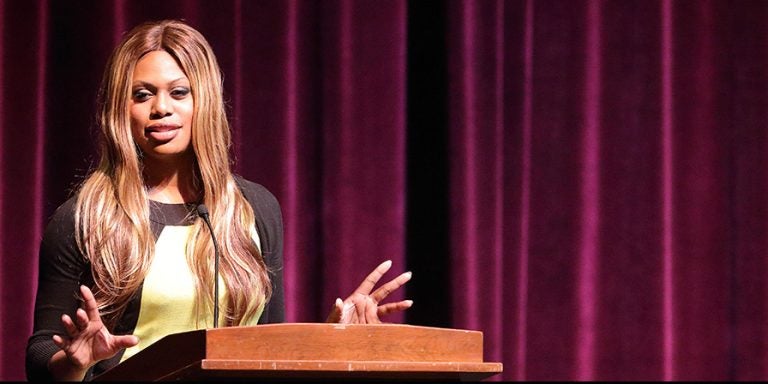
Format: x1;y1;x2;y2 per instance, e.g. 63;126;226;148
2;0;768;381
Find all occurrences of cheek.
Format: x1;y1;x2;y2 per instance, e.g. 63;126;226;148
129;106;144;141
180;102;195;142
180;100;195;124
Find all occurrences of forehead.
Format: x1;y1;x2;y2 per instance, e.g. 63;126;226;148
132;50;188;82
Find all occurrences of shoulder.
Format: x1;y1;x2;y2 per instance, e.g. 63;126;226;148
42;196;78;247
233;175;282;218
39;195;87;277
233;175;283;251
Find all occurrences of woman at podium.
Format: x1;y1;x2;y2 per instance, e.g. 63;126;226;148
26;20;412;381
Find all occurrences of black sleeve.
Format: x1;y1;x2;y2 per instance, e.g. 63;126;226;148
26;197;90;381
235;176;285;323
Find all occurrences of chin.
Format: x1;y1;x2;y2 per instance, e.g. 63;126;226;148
143;145;194;161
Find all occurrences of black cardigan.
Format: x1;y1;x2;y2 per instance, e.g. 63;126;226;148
26;177;284;380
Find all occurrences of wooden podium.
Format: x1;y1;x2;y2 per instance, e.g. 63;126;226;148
93;323;503;381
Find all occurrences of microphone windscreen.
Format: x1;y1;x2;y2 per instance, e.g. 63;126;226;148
197;204;210;217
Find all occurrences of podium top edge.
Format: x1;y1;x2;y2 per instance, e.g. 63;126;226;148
205;322;485;334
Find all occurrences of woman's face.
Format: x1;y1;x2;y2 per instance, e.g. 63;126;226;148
129;50;194;162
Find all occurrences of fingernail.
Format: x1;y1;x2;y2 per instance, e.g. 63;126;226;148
405;300;414;307
382;260;392;268
403;271;412;279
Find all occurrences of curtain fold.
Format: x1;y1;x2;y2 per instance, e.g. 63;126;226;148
1;0;48;378
4;0;768;381
576;0;601;380
672;1;731;378
722;1;768;379
447;0;509;374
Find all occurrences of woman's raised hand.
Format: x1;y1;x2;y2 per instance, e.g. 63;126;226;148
51;285;139;372
326;260;413;324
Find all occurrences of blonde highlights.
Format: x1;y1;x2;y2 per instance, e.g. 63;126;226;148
75;20;270;328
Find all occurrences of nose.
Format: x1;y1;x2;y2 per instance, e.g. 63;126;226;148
150;91;173;118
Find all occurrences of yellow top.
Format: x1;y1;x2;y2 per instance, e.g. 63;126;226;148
121;225;263;362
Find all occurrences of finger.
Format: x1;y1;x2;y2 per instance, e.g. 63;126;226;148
113;335;140;349
75;308;90;330
61;314;78;337
364;296;381;324
376;300;414;317
341;300;356;323
354;296;366;324
325;298;343;323
52;334;67;349
370;271;412;303
354;260;392;296
79;285;101;320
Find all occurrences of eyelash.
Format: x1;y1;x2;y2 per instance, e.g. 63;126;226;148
171;88;190;97
132;88;191;101
133;90;152;101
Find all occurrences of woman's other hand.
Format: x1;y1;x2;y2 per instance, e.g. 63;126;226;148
326;260;413;324
48;285;139;380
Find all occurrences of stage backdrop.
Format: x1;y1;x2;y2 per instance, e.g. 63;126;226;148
2;0;768;381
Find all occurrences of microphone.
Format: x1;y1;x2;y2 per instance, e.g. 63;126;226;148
196;204;220;328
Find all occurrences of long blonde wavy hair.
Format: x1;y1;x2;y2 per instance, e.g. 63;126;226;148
74;20;271;329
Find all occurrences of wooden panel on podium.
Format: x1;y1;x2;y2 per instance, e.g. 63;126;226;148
94;323;503;381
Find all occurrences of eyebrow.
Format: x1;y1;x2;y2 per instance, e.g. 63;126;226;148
131;77;190;88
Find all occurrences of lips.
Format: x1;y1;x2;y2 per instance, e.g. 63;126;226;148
145;124;182;142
